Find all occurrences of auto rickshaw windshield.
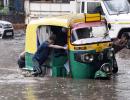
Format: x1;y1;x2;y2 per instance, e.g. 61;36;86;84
71;24;108;45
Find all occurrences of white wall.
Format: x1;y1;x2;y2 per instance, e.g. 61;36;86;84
25;1;71;24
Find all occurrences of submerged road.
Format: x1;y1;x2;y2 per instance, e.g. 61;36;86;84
0;30;130;100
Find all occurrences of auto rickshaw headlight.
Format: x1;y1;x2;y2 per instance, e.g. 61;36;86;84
81;53;94;63
75;53;94;63
107;48;114;59
89;55;94;62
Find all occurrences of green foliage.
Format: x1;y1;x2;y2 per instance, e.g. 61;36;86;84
0;5;4;10
0;7;9;15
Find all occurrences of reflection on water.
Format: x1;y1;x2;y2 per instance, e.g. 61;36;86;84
0;77;119;100
0;49;130;100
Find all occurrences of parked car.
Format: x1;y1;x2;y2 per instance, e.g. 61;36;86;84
0;20;14;38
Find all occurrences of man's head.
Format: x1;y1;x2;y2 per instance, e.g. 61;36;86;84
62;27;67;33
48;34;56;44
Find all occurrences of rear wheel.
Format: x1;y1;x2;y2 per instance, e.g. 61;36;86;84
112;59;118;73
17;58;25;68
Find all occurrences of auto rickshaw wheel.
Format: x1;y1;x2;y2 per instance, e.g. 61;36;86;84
112;59;118;73
17;58;25;68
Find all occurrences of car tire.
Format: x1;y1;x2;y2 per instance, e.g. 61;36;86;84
126;39;130;49
120;33;130;48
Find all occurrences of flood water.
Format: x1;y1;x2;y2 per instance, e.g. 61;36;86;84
0;30;130;100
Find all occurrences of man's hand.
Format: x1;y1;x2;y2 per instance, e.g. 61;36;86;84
63;46;67;50
49;44;67;50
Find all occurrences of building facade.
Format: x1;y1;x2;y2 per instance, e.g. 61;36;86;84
0;0;25;23
24;0;74;23
29;0;71;3
0;0;24;13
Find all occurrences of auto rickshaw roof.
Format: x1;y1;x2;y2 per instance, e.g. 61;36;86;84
76;0;102;2
25;13;101;54
29;13;101;28
72;21;105;30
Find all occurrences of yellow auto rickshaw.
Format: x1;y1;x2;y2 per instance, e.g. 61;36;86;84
19;13;118;79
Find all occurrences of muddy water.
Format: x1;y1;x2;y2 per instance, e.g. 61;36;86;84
0;31;130;100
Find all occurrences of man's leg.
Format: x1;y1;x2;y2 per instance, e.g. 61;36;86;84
32;58;42;75
40;65;46;76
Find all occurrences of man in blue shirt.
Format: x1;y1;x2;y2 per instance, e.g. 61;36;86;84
32;34;67;76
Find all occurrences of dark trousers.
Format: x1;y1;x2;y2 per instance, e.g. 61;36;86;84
32;58;42;74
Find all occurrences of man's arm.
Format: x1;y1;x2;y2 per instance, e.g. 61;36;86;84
49;44;67;50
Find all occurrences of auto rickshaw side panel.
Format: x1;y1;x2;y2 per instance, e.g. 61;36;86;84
51;53;68;77
69;50;97;79
25;24;39;70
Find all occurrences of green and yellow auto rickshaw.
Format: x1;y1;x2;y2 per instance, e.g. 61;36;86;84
19;13;118;79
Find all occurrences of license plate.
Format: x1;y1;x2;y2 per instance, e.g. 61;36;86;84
6;32;12;35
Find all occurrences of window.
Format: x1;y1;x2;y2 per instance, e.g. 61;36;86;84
71;24;107;45
37;26;51;45
51;26;67;46
36;25;67;46
87;2;104;15
81;2;85;13
104;0;130;15
71;28;91;44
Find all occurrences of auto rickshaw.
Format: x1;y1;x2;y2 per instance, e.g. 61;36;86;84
19;13;118;79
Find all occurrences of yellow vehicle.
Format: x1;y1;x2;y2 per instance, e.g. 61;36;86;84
20;13;118;79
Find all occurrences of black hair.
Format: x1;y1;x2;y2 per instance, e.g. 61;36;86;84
62;27;67;33
49;34;56;42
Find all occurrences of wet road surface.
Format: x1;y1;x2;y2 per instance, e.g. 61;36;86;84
0;30;130;100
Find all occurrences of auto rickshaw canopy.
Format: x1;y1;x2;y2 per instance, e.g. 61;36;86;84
25;13;101;54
